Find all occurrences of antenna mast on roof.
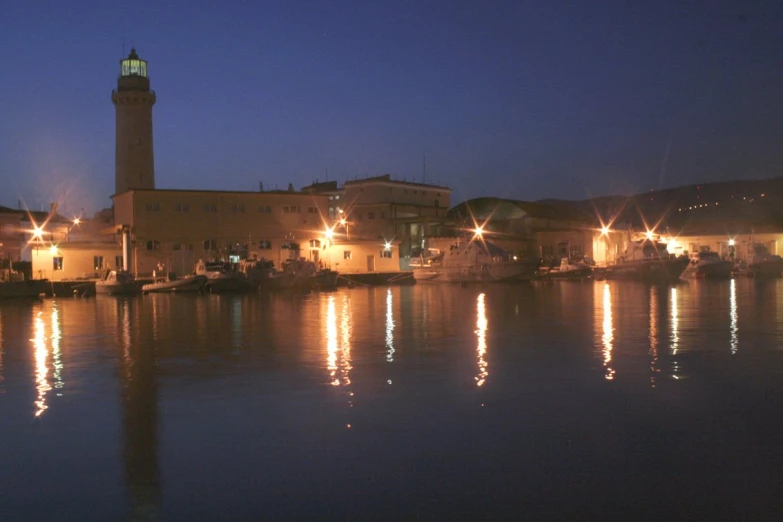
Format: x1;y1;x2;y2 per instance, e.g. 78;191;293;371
422;153;426;183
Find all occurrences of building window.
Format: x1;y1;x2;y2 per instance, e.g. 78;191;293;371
258;205;272;213
145;202;161;211
146;240;161;251
329;196;334;200
93;256;104;270
115;255;123;269
309;239;321;248
52;257;63;271
173;243;181;251
174;203;189;211
231;204;245;213
203;204;217;213
328;208;335;220
368;212;375;219
183;243;193;250
334;195;340;200
283;205;301;213
308;207;317;214
203;239;217;251
381;250;393;258
258;240;272;249
343;251;352;260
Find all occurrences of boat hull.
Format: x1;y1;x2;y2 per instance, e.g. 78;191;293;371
142;275;207;293
96;282;140;295
538;266;593;280
412;262;534;283
604;257;689;282
749;259;783;278
680;260;733;280
0;281;45;298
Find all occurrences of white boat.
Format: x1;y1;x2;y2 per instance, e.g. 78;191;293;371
142;273;207;293
411;240;535;283
194;260;253;293
602;240;688;282
680;251;733;280
96;270;140;295
537;258;593;280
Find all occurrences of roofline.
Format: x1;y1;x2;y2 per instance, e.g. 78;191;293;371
344;178;451;191
112;188;330;198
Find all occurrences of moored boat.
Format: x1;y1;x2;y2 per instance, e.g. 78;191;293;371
747;244;783;278
195;260;253;293
411;239;536;283
680;251;733;280
603;240;688;282
142;273;207;293
537;257;593;280
96;270;141;295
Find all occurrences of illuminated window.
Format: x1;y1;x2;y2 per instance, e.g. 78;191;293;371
344;250;352;260
146;240;160;251
52;257;63;271
381;250;392;258
145;202;161;211
93;256;104;270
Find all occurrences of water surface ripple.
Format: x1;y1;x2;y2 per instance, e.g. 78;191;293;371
1;279;782;519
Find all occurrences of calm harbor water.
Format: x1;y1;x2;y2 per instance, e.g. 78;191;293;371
1;279;783;520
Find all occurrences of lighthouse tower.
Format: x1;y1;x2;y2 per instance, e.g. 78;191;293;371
111;48;156;194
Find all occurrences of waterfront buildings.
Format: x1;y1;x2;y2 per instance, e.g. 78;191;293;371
23;49;783;280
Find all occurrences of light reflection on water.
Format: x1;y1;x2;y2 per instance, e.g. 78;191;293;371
730;278;738;354
649;286;659;386
3;280;783;518
475;292;488;387
32;312;50;417
0;308;4;394
385;288;395;363
601;283;615;380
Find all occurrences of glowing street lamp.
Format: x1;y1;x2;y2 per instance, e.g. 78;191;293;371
645;230;654;241
473;226;484;239
384;241;392;250
32;226;43;240
600;226;610;236
49;245;58;255
324;227;334;241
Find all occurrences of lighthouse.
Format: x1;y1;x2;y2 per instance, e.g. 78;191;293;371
111;48;156;194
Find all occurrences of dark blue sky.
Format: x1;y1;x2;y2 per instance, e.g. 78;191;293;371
1;1;781;215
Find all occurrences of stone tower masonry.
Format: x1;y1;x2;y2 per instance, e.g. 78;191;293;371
111;48;156;194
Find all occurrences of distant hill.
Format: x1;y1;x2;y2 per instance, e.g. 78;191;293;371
536;177;783;235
